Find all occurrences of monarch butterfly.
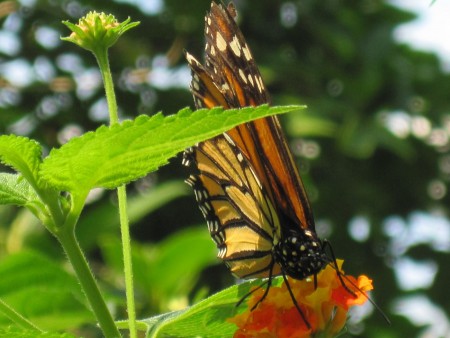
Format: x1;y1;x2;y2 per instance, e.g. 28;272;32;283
183;1;330;327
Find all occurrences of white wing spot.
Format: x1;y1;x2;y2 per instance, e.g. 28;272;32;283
210;45;216;56
223;133;236;145
186;53;199;66
195;98;202;107
255;76;264;93
242;44;252;61
216;32;227;51
200;205;208;215
238;68;248;84
247;74;254;86
229;35;242;57
202;190;209;199
192;80;200;91
248;165;263;189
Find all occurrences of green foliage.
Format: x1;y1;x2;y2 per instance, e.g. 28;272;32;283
0;137;42;186
0;174;41;210
1;0;449;336
0;251;92;331
0;103;300;335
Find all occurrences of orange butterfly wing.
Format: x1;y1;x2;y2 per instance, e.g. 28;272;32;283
193;2;315;233
184;2;326;281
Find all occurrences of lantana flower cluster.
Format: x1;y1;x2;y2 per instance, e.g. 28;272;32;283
229;260;373;338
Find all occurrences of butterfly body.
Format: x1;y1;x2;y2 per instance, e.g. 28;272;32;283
274;228;326;280
184;1;328;290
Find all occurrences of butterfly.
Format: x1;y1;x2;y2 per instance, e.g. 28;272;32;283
183;1;330;327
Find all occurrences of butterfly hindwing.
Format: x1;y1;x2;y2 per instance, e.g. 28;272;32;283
185;135;282;279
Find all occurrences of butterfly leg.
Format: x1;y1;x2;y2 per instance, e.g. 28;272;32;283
282;273;312;329
235;279;269;308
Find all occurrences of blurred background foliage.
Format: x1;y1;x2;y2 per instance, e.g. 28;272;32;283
0;0;449;337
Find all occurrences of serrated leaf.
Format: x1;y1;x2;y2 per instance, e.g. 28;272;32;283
0;174;47;227
0;174;39;205
40;105;303;195
0;135;42;186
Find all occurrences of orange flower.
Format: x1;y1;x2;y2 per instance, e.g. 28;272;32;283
228;260;373;338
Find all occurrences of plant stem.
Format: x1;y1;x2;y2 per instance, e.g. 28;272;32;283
96;49;119;125
0;298;43;332
57;225;121;337
95;49;137;338
117;185;137;338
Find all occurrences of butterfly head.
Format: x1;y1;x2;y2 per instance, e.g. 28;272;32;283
274;229;328;280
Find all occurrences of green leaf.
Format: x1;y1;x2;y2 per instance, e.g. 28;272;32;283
0;135;42;187
40;105;304;195
0;251;93;331
0;174;39;206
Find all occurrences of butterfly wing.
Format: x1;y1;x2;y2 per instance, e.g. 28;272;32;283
195;2;316;233
184;2;324;280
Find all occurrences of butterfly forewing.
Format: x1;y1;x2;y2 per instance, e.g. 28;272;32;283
204;3;269;107
204;2;315;231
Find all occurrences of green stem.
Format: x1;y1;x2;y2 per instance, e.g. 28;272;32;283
0;298;43;332
117;185;137;338
57;223;121;337
96;49;119;125
95;48;137;338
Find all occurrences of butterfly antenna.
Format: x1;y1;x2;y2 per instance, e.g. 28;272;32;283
323;239;391;325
